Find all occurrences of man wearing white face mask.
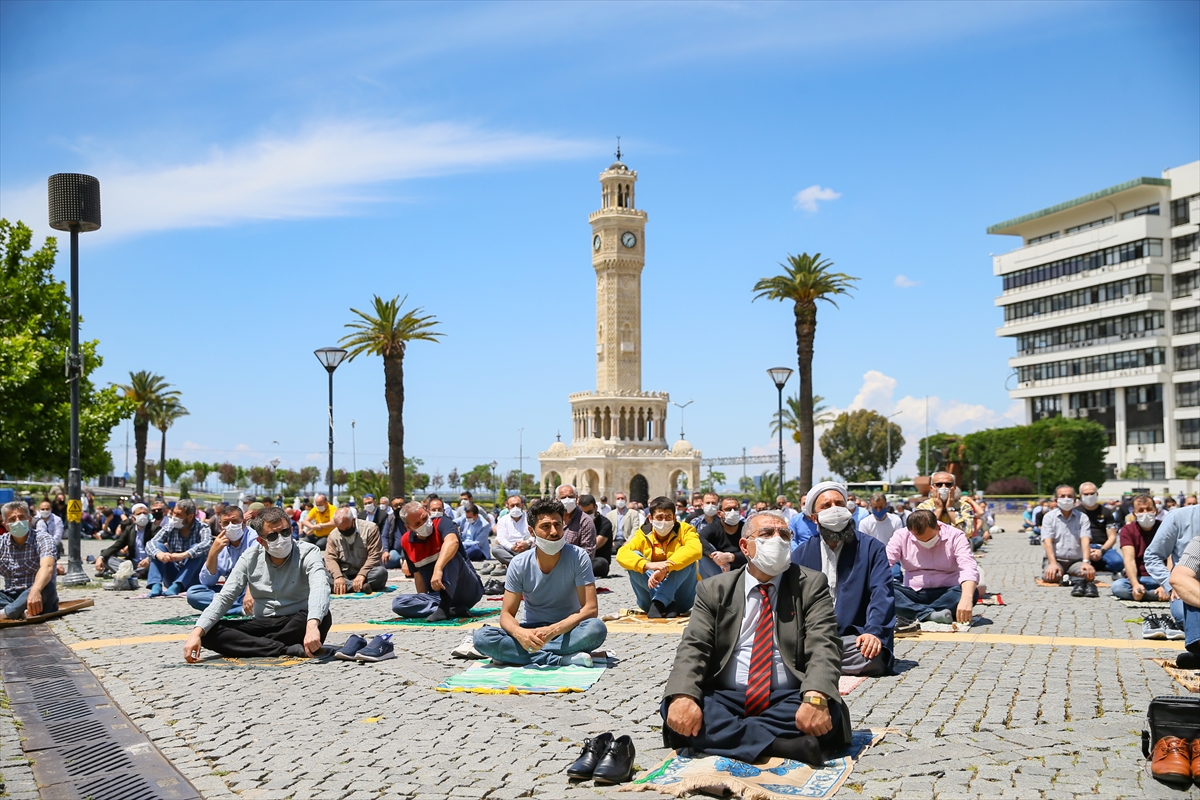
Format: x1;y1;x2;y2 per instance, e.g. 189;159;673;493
493;495;533;569
1077;482;1123;576
687;492;722;530
391;501;484;622
0;501;59;620
917;472;975;538
472;497;607;667
1040;485;1097;598
698;497;747;579
556;484;597;558
886;510;979;624
616;496;703;618
662;510;850;766
96;502;156;581
1111;494;1169;603
33;500;64;555
793;482;895;676
146;499;212;597
606;492;639;548
187;505;259;613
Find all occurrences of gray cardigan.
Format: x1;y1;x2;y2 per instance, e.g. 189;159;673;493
197;541;331;632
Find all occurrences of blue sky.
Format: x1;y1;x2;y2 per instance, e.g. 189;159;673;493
2;1;1198;490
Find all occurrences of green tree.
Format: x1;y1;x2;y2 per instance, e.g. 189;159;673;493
504;470;538;495
340;294;443;499
818;410;904;482
150;397;188;487
0;219;131;479
753;253;858;494
300;466;321;492
461;464;491;493
915;433;965;477
753;471;798;504
701;470;727;492
118;371;180;496
217;462;237;488
348;469;389;500
959;417;1108;491
190;462;210;490
1175;465;1199;480
447;468;460;491
771;394;834;443
738;476;756;494
163;458;188;485
411;472;430;492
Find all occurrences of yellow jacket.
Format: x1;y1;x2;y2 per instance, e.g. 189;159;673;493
616;520;703;574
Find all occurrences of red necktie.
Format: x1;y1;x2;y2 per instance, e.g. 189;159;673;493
745;584;774;716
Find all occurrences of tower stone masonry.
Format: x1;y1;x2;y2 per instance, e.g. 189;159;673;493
539;157;702;503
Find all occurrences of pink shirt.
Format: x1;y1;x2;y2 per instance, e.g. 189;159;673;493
886;522;980;591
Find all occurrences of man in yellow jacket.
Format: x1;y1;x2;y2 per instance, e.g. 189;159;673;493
616;495;702;618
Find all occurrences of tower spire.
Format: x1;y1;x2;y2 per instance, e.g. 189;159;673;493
615;135;622;162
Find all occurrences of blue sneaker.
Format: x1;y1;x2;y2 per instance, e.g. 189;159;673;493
334;634;370;661
355;634;395;662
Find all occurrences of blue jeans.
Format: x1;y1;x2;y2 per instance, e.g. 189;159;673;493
894;583;962;621
1110;576;1162;600
147;555;205;592
628;564;698;612
0;582;59;620
1090;545;1126;574
385;549;404;569
472;618;608;666
185;584;245;613
1181;601;1200;652
698;556;724;579
463;543;488;561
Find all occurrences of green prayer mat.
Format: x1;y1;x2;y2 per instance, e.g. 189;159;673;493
144;613;253;626
436;658;608;694
330;585;399;599
368;608;501;627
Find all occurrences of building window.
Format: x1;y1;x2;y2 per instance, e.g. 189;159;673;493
1014;311;1163;356
1171;195;1197;226
1133;462;1168;481
1027;232;1060;246
1177;381;1200;408
1017;347;1165;383
1068;389;1116;444
1127;427;1164;445
1120;203;1160;220
1031;395;1061;420
1177;343;1200;371
1179;419;1200;449
1176;307;1199;336
1127;384;1164;405
1065;217;1114;235
1173;269;1200;299
1002;239;1163;291
1003;274;1163;323
1173;233;1199;263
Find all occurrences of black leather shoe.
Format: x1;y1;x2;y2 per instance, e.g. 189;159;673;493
1070;581;1086;597
1083;582;1098;598
647;600;666;619
567;732;613;780
593;734;636;784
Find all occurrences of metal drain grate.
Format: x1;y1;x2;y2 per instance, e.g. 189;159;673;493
60;738;135;777
37;696;92;721
46;717;110;745
29;677;80;700
72;773;161;800
24;663;69;680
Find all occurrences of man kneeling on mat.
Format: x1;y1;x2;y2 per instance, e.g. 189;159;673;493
326;507;388;594
391;501;483;622
473;497;607;667
183;507;331;661
660;510;851;767
0;501;59;621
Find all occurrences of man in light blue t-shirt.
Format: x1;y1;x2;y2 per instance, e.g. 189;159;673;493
472;497;607;667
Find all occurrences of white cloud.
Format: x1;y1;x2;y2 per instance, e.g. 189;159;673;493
894;274;920;288
0;120;593;240
793;185;841;213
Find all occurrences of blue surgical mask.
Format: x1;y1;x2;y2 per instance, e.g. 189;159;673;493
7;520;30;539
872;508;888;520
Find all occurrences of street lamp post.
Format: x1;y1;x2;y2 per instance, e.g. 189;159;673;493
1035;461;1044;497
270;457;280;502
885;411;901;486
767;368;794;491
672;400;693;441
314;347;348;503
489;461;499;504
48;173;101;587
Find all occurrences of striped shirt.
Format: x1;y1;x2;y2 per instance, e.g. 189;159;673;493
147;518;212;560
0;531;56;592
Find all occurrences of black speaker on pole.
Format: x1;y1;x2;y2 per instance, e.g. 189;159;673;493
48;173;101;586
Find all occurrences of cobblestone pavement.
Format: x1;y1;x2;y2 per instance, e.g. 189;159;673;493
1;515;1197;799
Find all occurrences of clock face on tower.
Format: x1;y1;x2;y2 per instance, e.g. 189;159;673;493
621;232;637;248
593;234;602;252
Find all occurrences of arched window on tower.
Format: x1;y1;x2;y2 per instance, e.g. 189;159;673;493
603;407;612;439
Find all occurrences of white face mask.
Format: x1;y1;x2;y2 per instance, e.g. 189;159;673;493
224;523;244;544
413;522;433;539
534;535;566;555
702;503;718;517
1056;498;1075;513
7;520;30;539
817;505;854;531
162;516;180;532
723;510;741;526
651;519;674;535
508;507;524;520
266;536;293;559
316;505;327;513
560;497;577;513
749;535;791;577
615;499;627;509
134;514;149;527
1080;494;1099;508
37;509;51;519
1136;512;1157;530
916;532;941;549
937;487;952;501
429;510;444;519
364;504;375;514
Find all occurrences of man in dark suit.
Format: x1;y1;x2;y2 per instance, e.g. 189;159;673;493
792;482;895;677
661;510;851;766
358;494;389;530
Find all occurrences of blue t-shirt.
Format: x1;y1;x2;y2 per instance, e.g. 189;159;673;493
505;543;594;627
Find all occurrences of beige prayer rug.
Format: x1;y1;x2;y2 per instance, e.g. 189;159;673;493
0;598;92;627
1151;658;1200;693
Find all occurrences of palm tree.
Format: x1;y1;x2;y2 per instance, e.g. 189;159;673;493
150;397;188;487
772;393;834;443
117;371;180;497
340;295;443;499
754;253;858;493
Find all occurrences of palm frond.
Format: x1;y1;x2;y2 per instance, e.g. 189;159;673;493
752;253;859;307
340;294;444;360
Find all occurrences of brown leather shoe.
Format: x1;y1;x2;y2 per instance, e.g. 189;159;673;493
1151;736;1192;785
1191;739;1200;785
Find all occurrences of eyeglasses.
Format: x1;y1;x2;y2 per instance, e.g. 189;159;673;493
933;482;954;488
260;529;289;542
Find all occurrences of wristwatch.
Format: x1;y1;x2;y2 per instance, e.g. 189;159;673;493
801;693;828;708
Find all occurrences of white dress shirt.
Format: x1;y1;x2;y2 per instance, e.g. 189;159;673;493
495;513;532;550
718;573;801;691
819;539;841;611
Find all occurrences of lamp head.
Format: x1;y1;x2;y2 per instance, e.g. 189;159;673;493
766;367;793;390
313;347;348;372
47;174;101;232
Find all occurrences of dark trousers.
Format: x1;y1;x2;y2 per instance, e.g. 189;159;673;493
661;688;847;763
328;565;389;592
201;611;332;657
591;556;610;578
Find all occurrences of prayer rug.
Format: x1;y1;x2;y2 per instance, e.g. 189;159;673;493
143;613;253;626
1151;658;1200;693
978;593;1005;606
167;647;338;669
1114;598;1172;609
596;586;613;594
602;608;689;626
129;592;186;599
367;608;501;627
1035;579;1110;588
623;729;885;800
330;585;398;599
838;676;866;696
436;658;610;694
0;598;93;627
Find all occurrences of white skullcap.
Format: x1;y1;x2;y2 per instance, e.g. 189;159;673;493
803;481;847;517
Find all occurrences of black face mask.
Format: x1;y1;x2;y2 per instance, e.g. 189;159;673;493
152;509;165;520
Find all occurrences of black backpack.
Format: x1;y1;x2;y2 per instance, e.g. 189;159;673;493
1141;695;1200;758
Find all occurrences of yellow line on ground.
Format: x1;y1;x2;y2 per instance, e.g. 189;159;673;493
907;632;1184;651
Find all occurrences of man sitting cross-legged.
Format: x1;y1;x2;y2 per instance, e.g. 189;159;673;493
183;507;331;661
792;481;895;677
0;501;58;621
616;495;703;618
326;508;388;594
661;510;851;766
95;502;156;582
1169;537;1200;669
146;499;212;597
887;510;979;625
472;497;608;667
186;504;258;613
1111;493;1168;602
391;500;484;622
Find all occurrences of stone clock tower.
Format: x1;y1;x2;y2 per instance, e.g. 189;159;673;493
539;155;701;503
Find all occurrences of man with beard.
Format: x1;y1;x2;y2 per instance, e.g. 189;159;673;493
792;482;895;677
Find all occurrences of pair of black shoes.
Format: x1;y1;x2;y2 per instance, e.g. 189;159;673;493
646;600;681;619
567;732;635;784
1070;580;1098;598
